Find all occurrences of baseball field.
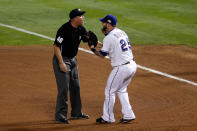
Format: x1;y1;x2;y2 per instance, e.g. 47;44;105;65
0;0;197;131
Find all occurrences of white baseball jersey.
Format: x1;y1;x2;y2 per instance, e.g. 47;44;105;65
100;28;137;123
101;28;134;67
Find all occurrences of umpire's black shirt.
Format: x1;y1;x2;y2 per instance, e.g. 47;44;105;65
54;21;88;58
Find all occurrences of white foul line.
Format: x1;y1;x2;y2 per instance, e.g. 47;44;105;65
0;23;55;41
0;22;197;87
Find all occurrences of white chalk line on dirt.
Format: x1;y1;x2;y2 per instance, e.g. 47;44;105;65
0;22;197;87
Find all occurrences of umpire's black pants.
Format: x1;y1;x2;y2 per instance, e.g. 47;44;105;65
53;55;82;120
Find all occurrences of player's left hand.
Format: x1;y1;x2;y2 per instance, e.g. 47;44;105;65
87;30;98;48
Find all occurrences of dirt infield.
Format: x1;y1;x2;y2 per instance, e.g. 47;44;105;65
0;45;197;131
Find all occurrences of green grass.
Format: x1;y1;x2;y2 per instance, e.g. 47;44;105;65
0;0;196;46
0;26;50;45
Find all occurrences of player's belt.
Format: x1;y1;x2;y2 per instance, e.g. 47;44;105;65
122;61;130;65
121;58;135;66
114;59;134;67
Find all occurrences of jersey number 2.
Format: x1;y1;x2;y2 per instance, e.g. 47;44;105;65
120;38;131;52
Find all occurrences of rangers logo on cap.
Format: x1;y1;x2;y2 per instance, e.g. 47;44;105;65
107;20;111;23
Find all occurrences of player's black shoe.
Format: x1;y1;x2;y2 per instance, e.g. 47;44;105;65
96;117;109;124
119;118;135;124
70;113;89;120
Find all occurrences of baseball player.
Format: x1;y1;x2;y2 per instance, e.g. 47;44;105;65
53;8;89;124
89;14;137;123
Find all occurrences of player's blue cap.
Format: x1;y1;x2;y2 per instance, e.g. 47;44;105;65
99;14;117;26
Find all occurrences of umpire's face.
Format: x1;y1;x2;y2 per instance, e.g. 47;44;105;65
73;15;84;26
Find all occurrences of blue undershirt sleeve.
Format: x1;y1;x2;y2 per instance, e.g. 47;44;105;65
99;50;108;56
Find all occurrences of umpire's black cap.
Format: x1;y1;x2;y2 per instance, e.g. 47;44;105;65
69;8;86;19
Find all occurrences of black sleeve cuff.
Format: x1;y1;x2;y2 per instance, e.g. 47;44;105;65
53;42;61;48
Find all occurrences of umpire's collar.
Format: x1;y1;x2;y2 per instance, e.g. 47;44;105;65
69;20;80;29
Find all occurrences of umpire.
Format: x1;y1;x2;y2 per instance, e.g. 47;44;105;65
52;8;89;124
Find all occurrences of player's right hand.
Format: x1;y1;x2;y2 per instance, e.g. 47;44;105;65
97;41;103;49
59;62;67;72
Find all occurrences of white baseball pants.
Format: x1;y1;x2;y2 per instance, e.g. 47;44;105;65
102;61;137;122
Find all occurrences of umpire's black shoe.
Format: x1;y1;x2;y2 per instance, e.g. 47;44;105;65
96;117;109;124
119;118;135;124
55;113;70;124
55;118;70;124
70;113;89;120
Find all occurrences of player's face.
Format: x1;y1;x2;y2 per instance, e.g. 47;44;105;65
101;23;108;35
75;15;84;26
102;23;107;27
